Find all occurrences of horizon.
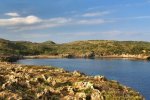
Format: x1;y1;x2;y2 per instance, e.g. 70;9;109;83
1;37;150;44
0;0;150;43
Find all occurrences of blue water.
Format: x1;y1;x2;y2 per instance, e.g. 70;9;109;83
17;58;150;99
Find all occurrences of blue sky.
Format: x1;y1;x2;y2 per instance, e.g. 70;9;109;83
0;0;150;43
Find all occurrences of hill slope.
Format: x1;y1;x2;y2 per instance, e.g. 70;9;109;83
0;39;150;59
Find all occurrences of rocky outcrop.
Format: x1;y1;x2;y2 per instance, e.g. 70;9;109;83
84;51;95;58
0;62;144;100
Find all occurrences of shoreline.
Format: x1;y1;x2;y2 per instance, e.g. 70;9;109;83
0;54;149;62
23;54;150;60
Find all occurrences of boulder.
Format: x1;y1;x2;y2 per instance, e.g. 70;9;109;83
75;92;86;100
94;76;107;81
61;86;74;96
74;82;93;90
72;70;82;76
85;51;95;58
91;89;104;100
47;76;53;83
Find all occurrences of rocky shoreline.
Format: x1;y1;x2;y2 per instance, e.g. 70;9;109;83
0;62;144;100
23;54;150;60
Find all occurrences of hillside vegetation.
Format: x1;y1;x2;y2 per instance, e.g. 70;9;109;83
0;38;150;58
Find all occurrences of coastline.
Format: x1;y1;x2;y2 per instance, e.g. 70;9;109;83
23;54;150;60
0;54;147;99
0;54;149;62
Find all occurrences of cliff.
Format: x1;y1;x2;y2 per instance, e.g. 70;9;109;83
0;62;144;100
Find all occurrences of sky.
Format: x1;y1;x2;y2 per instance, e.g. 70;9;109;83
0;0;150;43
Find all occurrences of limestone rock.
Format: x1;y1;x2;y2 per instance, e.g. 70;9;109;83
74;82;93;90
73;70;81;76
91;89;104;100
94;75;107;81
75;92;86;100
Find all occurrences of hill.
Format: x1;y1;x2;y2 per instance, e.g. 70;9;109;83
0;39;150;59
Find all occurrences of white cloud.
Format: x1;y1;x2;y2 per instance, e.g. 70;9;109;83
46;17;72;24
0;12;114;32
9;17;72;31
5;12;20;17
76;19;112;25
5;17;113;32
0;15;42;26
82;11;110;17
110;15;150;21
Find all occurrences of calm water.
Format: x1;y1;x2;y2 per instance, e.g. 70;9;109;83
17;58;150;99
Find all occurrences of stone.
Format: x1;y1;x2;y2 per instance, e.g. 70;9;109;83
74;82;93;90
75;92;86;100
47;76;53;82
61;86;74;95
91;89;104;100
62;95;75;100
72;70;82;76
52;80;57;86
42;74;47;80
94;76;107;81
